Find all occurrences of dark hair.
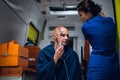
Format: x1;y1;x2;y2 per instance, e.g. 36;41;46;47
77;0;101;16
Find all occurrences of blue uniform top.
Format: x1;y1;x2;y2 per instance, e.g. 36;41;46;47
82;15;118;68
35;44;82;80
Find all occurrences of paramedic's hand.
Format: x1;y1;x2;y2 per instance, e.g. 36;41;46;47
54;44;64;64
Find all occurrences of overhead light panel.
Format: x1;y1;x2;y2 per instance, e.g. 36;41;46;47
50;11;78;15
50;6;77;11
49;6;78;15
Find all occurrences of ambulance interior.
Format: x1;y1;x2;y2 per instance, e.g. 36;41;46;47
0;0;119;80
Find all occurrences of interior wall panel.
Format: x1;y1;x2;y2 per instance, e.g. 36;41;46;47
0;0;28;45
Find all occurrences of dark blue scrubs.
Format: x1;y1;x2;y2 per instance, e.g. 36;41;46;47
82;15;119;80
35;44;82;80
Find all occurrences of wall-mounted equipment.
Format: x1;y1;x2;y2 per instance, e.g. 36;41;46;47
26;23;39;46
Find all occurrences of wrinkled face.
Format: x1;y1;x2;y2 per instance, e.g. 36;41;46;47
57;28;69;46
78;11;92;22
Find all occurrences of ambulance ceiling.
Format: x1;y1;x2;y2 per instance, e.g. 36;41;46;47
36;0;81;21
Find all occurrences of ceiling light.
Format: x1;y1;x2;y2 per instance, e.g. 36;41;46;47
50;11;78;15
49;6;78;15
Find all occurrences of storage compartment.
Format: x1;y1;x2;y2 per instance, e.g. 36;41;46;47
0;41;28;67
25;46;40;67
0;56;28;67
0;67;23;76
0;67;36;80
